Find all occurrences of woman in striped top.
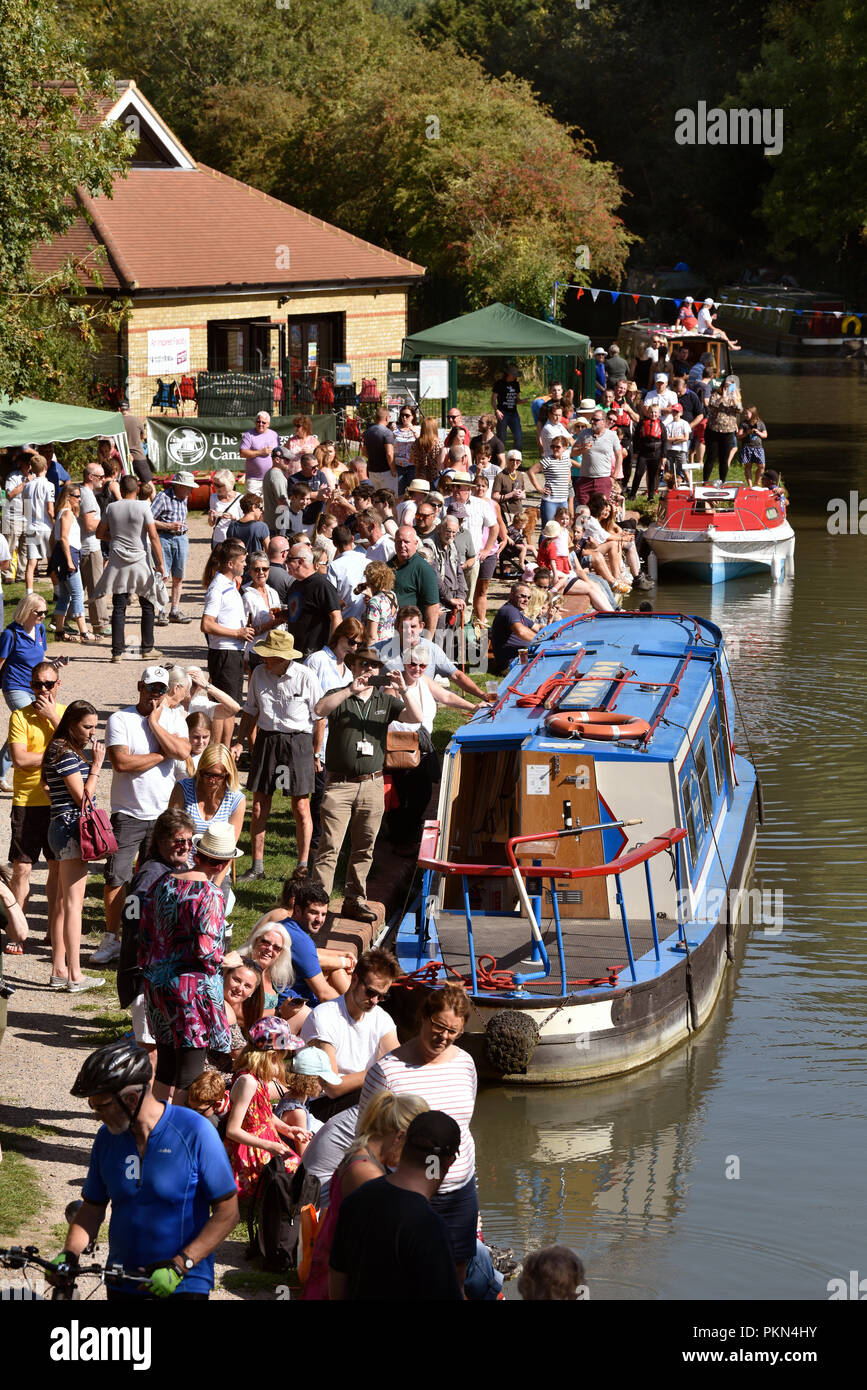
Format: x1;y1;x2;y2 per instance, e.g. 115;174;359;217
41;700;106;992
357;983;478;1290
169;743;245;892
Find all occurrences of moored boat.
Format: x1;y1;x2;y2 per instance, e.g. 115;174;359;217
644;483;795;584
388;610;762;1085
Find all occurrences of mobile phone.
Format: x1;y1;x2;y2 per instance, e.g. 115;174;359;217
369;673;390;688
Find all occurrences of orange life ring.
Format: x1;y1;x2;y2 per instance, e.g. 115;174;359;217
545;709;651;740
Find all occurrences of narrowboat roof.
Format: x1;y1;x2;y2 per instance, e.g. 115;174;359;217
457;611;724;761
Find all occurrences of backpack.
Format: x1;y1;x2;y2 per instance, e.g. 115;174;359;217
247;1158;321;1273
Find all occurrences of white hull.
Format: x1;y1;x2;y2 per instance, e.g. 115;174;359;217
646;521;796;584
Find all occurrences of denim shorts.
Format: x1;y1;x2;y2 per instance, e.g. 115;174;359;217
47;810;82;861
161;533;189;579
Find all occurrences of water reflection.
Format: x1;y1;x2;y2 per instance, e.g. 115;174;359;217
474;359;867;1299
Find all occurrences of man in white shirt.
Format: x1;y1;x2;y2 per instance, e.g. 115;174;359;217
697;298;741;349
21;452;55;596
642;373;678;423
358;510;396;564
446;473;496;613
326;525;368;619
93;667;192;965
300;947;400;1121
231;630;322;881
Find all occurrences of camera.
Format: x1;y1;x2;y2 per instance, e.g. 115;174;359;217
369;673;391;688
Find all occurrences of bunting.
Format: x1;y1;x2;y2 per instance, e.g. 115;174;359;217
557;282;862;332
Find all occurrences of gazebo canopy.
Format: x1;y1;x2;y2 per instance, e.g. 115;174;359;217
403;302;590;359
0;395;127;450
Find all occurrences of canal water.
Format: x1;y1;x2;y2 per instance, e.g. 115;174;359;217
476;356;867;1299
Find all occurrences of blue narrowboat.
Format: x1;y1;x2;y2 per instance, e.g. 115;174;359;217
390;610;761;1085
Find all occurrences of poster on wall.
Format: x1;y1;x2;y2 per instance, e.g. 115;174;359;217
147;328;191;375
419;358;449;401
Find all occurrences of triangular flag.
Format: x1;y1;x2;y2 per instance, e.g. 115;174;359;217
651;295;659;304
632;294;640;304
590;288;600;303
673;299;682;309
833;311;842;318
575;288;584;300
610;291;620;304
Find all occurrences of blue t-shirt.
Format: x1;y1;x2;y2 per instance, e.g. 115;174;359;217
81;1105;236;1294
276;916;323;1006
48;458;72;497
0;622;47;692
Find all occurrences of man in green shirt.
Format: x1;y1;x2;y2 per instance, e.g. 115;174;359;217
311;647;423;924
391;526;440;636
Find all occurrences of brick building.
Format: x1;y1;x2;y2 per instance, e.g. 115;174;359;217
33;81;425;416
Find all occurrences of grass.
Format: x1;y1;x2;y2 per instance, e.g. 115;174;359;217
0;1147;45;1238
220;1268;290;1294
71;1007;131;1044
3;579;53;627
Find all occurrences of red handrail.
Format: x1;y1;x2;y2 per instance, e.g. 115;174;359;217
417;822;686;881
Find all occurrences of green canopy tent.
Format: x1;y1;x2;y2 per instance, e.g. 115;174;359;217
0;395;130;469
402;302;592;408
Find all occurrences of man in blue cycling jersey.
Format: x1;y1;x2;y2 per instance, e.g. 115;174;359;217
53;1039;238;1299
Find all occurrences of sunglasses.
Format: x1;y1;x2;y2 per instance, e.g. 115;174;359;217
171;836;193;848
358;981;390;1002
144;685;168;695
32;678;57;690
201;770;228;780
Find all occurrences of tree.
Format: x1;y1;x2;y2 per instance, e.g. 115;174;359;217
68;0;633;315
736;0;867;270
0;0;133;400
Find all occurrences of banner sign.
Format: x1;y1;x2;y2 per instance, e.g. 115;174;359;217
147;328;190;375
145;414;336;473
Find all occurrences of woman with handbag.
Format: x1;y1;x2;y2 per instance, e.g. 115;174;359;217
386;643;476;852
49;485;96;644
41;699;107;992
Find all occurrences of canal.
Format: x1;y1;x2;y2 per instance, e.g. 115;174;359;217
475;355;867;1299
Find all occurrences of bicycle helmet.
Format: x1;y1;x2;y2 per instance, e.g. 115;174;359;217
70;1039;153;1098
248;1017;302;1052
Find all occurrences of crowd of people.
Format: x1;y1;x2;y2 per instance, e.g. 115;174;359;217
1;344;778;1301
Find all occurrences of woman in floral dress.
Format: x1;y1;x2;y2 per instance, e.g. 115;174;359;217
139;823;242;1104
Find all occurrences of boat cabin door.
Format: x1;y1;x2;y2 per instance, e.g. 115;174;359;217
517;750;609;918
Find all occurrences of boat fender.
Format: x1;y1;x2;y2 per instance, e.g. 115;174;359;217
484;1010;540;1075
755;776;764;826
545;710;651;741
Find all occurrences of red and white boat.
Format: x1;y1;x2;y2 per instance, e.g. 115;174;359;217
645;484;795;584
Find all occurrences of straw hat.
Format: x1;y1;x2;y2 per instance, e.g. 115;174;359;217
253;630;303;661
193;824;243;860
450;471;473;485
542;521;561;539
578;397;597;411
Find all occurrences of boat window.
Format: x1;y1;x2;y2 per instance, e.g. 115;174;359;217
694;737;714;820
766;506;779;519
681;771;699;865
710;714;725;795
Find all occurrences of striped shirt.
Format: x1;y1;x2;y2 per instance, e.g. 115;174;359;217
358;1049;478;1193
540;452;574;502
43;742;88;815
178;778;245;835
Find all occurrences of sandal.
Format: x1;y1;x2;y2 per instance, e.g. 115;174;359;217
3;941;23;955
79;631;98;643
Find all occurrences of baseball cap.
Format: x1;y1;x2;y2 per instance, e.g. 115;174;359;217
404;1110;461;1159
292;1047;341;1085
272;445;293;461
655;373;668;383
141;665;170;687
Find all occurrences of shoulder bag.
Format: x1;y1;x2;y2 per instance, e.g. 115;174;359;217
385;728;420;770
79;791;118;862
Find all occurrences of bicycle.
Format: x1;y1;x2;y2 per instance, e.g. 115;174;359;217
0;1244;153;1301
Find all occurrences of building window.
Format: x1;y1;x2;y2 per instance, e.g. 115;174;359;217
207;319;275;374
285;313;345;387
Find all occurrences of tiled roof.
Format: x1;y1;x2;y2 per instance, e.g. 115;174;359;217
33;83;425;294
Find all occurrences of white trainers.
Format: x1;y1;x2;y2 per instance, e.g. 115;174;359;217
91;933;121;965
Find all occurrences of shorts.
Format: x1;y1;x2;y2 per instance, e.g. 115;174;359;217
478;549;500;582
130;992;156;1046
47;811;82;861
207;648;245;705
429;1175;479;1263
367;470;398;495
160;533;189;579
154;1043;207;1089
9;804;57;864
24;531;50;561
104;811;155;888
248;729;314;798
244;478;264;496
